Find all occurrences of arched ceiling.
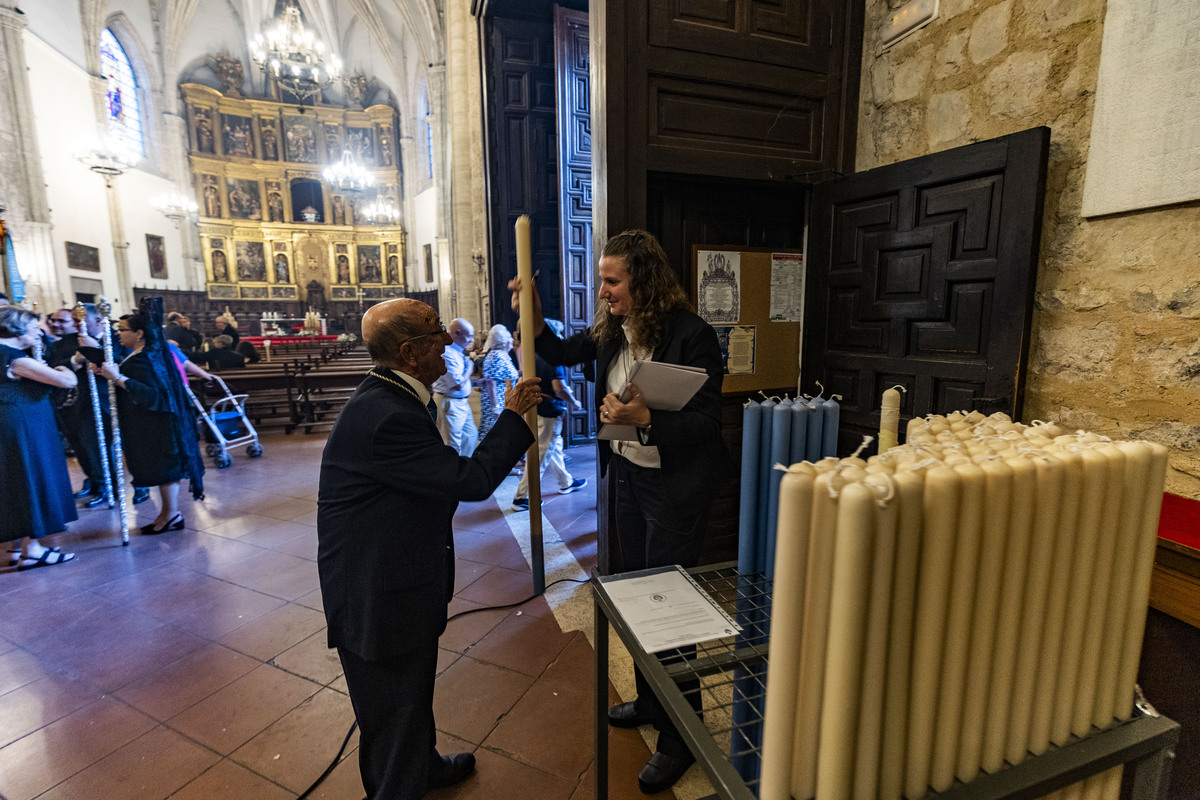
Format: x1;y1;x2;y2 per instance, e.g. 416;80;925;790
27;0;443;123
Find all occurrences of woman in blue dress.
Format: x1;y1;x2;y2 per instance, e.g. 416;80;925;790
478;324;519;438
0;306;79;569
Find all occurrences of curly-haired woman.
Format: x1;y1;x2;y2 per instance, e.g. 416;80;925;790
510;229;734;792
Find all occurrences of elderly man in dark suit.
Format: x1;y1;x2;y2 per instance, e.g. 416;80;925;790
317;298;540;800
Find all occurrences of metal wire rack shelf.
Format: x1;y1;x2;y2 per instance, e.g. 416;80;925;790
591;562;1179;800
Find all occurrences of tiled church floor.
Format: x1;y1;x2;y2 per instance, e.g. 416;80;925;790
0;432;664;800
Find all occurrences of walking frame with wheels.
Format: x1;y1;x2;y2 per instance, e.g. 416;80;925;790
186;374;263;468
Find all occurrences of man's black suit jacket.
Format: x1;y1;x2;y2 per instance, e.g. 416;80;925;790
317;371;534;662
534;310;733;519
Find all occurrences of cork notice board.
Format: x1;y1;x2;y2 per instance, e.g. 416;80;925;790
691;245;803;394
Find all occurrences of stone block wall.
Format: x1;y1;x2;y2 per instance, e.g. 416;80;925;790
857;0;1200;497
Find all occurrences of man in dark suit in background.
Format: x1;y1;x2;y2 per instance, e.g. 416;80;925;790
199;334;246;371
317;298;541;800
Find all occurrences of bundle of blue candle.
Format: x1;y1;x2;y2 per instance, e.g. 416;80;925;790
730;393;842;784
738;393;842;578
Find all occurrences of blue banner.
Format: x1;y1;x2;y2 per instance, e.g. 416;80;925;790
4;233;25;302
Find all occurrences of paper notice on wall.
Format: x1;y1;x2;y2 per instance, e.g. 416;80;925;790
770;252;804;322
715;325;755;375
697;250;741;324
1081;0;1200;216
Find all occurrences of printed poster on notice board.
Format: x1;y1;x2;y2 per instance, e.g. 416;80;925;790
714;325;755;375
697;250;741;324
770;252;804;323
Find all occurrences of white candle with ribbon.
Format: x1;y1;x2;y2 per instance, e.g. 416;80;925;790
760;464;817;800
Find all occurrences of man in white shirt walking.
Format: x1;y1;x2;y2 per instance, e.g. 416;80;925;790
432;318;479;455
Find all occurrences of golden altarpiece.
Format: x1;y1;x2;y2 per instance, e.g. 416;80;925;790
182;83;406;308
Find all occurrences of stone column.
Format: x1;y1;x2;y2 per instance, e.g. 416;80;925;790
0;5;64;307
398;132;418;288
426;63;455;318
445;2;489;327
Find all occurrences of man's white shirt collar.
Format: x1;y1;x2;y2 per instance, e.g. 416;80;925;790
390;368;432;405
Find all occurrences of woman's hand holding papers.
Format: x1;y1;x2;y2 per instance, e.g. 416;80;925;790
600;382;651;427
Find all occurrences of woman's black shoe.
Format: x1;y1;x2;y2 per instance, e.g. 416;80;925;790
607;701;652;728
637;750;695;794
141;514;184;535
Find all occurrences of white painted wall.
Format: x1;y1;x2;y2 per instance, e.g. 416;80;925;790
25;34;192;308
410;185;438;291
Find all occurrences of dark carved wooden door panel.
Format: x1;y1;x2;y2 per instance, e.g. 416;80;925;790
801;127;1050;454
554;6;595;446
484;15;562;329
648;0;832;71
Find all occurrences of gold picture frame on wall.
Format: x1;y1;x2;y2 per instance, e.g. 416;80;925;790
65;241;101;272
146;234;167;279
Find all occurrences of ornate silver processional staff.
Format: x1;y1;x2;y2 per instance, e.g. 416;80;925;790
72;302;114;508
97;297;130;544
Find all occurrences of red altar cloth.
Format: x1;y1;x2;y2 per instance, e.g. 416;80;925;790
1160;493;1200;553
242;335;339;346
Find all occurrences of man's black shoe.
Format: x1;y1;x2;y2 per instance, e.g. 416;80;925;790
85;493;107;508
426;752;476;790
74;480;92;499
607;701;652;729
637;750;695;794
132;487;150;505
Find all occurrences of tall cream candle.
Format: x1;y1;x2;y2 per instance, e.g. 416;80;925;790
816;481;876;800
1072;444;1125;738
760;464;817;800
957;459;1014;783
1094;441;1151;725
878;471;924;800
852;474;899;800
791;472;841;800
513;215;543;548
1028;450;1084;756
905;466;961;799
1005;455;1064;766
879;387;902;453
1115;443;1169;721
981;458;1036;774
1051;447;1109;746
930;463;986;792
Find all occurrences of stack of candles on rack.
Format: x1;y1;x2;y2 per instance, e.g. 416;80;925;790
730;390;842;784
758;410;1168;800
738;390;842;578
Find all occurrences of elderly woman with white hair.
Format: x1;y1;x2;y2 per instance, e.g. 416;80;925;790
478;324;519;438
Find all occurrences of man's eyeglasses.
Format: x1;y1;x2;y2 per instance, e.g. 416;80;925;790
401;322;448;346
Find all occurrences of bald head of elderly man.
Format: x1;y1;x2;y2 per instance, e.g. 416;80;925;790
318;298;539;800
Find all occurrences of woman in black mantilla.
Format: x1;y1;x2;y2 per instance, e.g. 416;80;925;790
100;297;205;534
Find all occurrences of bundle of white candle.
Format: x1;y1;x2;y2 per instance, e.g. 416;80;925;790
759;410;1167;800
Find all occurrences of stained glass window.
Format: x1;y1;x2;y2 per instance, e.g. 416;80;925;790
100;29;144;157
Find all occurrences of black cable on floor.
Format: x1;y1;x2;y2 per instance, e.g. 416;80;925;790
296;717;358;799
297;574;592;797
446;575;591;621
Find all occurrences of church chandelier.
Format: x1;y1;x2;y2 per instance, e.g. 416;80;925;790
324;149;376;195
74;135;138;183
360;198;400;226
250;0;341;104
151;191;198;227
